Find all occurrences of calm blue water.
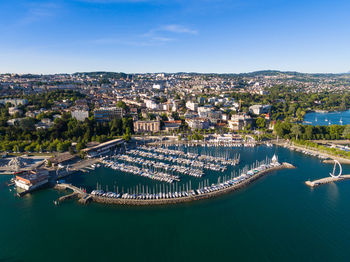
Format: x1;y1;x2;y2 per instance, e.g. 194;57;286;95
2;146;350;262
304;110;350;126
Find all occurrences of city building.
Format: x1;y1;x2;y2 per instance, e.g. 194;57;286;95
249;105;271;115
94;107;124;122
14;170;49;191
186;101;198;111
134;120;161;133
0;98;28;106
228;114;253;131
144;99;159;110
186;118;210;130
81;138;124;158
71;108;89;121
8;107;22;116
163;120;182;132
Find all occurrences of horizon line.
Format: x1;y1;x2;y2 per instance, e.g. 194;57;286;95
1;69;350;75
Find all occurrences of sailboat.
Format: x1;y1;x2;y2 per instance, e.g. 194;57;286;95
339;117;343;125
329;160;342;178
315;117;318;122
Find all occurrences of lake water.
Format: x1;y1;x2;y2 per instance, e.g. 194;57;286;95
2;146;350;262
303;110;350;126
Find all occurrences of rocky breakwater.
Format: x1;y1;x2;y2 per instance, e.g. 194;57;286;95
91;162;295;206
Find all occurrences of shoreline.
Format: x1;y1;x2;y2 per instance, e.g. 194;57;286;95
87;162;294;206
273;140;350;165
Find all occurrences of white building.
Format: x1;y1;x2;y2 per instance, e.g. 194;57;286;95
186;101;198;111
144;99;159;110
249;105;271;115
71;109;89;121
152;84;164;90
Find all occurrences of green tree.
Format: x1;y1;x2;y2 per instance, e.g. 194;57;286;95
343;125;350;139
256;117;266;129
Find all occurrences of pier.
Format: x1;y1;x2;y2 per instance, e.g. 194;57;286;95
54;183;91;204
305;175;350;187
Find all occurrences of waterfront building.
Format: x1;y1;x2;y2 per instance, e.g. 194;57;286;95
94;107;124;122
81;138;124;158
134;120;161;133
163;120;182;132
48;153;78;166
14;170;49;191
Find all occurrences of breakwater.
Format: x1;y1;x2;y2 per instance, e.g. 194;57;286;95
90;162;294;206
53;183;88;204
305;174;350;187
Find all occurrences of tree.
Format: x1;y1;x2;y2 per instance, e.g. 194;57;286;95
291;124;302;140
256;117;266;129
304;125;314;140
116;101;128;111
76;142;85;152
343;125;350;139
122;127;132;141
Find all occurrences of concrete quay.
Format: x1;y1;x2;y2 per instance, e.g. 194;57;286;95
305;175;350;187
53;183;90;204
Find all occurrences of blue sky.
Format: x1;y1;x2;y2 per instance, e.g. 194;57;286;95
0;0;349;74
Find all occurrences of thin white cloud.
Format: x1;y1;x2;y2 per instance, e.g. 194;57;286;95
161;24;198;35
17;2;60;26
91;24;195;47
143;24;198;38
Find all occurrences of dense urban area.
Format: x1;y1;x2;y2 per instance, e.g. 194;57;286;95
0;70;350;157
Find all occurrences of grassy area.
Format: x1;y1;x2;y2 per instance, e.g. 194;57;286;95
292;139;350;159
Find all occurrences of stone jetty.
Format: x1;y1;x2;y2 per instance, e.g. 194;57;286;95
305;175;350;187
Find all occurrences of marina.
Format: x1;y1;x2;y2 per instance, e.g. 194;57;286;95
53;146;294;206
3;145;350;262
89;160;294;205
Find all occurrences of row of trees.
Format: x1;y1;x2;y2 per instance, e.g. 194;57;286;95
274;120;350;140
0;112;134;153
